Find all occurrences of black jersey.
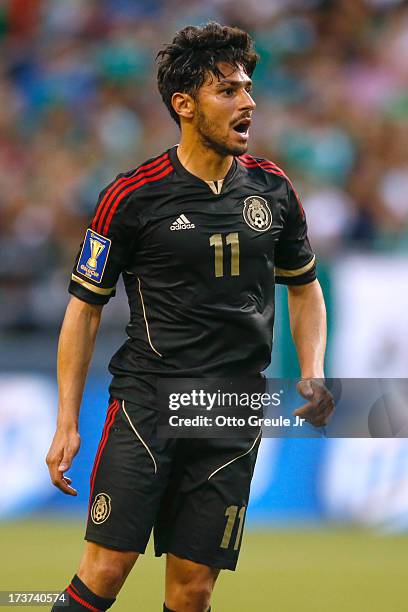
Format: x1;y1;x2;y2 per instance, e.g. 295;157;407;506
69;146;316;407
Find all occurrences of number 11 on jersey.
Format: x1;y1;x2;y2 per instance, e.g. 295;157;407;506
209;232;240;278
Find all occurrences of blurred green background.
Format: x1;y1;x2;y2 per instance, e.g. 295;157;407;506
1;521;407;612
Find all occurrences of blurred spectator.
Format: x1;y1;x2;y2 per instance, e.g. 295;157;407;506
1;0;407;330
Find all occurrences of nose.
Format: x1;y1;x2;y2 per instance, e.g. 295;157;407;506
240;89;256;111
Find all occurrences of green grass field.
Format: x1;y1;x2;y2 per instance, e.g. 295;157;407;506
1;520;407;611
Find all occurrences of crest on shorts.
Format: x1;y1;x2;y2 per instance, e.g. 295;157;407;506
91;493;111;524
242;196;272;232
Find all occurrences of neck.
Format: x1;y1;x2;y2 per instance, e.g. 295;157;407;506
177;134;233;182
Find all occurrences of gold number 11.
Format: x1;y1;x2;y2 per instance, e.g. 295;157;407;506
220;505;246;550
209;232;240;278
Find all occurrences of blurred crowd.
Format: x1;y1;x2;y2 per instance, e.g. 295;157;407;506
1;0;408;330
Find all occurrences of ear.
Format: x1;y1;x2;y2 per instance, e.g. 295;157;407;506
171;92;195;122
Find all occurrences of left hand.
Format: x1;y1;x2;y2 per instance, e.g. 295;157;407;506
293;379;335;427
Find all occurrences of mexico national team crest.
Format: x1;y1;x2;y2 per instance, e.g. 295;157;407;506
242;196;272;232
77;228;111;283
91;493;112;524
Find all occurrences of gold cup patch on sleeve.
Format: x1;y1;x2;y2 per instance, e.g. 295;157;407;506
91;493;112;524
87;238;105;270
77;228;111;283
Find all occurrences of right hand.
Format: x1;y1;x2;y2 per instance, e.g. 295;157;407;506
294;379;335;427
46;428;81;495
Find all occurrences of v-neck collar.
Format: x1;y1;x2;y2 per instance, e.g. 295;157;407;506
169;145;238;194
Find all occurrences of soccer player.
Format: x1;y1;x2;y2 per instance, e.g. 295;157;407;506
46;22;333;612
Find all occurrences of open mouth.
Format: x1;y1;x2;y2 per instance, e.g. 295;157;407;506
233;119;251;134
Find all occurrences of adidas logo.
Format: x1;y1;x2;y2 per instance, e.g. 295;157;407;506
170;214;195;231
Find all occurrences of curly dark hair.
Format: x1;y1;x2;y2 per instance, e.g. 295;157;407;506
157;22;259;126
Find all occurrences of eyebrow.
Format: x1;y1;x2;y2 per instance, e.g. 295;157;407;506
215;79;253;88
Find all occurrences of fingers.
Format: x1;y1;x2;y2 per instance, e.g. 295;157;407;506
293;380;335;427
296;379;314;399
58;449;73;473
293;402;329;427
47;461;78;496
59;475;77;496
46;453;78;496
293;401;314;416
293;404;329;427
46;433;80;496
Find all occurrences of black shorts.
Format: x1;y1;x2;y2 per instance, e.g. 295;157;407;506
85;398;261;570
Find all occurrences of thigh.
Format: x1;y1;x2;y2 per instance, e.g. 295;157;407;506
154;431;261;570
86;398;176;552
166;552;220;587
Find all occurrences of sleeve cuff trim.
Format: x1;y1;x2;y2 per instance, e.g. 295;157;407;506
274;255;316;278
71;274;115;296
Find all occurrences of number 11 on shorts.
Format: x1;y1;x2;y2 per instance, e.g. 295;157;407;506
220;505;246;550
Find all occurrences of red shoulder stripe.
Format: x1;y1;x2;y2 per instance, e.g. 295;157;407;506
102;163;174;235
238;156;304;216
96;156;171;234
93;153;170;233
239;159;285;175
92;152;169;233
240;155;283;169
243;166;285;179
92;151;169;230
241;154;282;167
239;159;284;175
239;154;284;173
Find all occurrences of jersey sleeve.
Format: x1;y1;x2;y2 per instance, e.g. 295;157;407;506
68;184;134;305
274;180;316;286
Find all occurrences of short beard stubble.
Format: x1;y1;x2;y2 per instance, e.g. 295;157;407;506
196;108;248;157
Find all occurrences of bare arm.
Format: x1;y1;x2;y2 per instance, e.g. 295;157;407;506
287;279;326;379
46;296;103;495
287;279;334;426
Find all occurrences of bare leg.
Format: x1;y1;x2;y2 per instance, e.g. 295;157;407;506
77;541;139;598
165;553;220;612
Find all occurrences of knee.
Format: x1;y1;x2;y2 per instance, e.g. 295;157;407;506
87;561;127;591
166;555;218;611
170;574;214;611
183;578;213;609
78;545;138;597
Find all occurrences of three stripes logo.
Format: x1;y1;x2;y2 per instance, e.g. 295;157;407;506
170;214;195;231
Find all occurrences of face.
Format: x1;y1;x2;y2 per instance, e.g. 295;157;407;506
193;62;256;156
